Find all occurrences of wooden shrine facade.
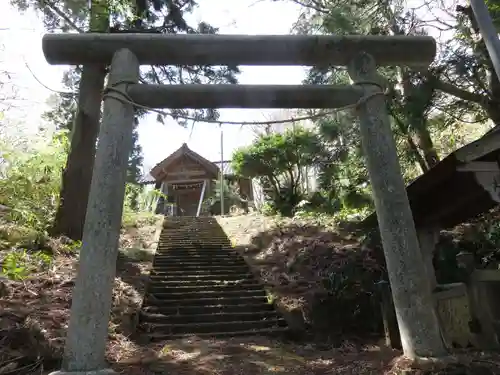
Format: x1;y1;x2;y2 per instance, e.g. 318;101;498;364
150;143;253;216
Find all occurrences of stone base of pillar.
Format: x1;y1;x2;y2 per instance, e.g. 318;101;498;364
49;369;117;375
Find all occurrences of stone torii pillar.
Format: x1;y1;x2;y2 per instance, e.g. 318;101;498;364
51;48;139;375
348;53;446;358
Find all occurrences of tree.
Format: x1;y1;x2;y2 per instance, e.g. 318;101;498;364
232;126;325;216
293;0;443;172
314;110;374;212
0;42;28;149
42;70;79;135
125;119;144;210
13;0;112;241
288;0;496;190
13;0;240;240
44;70;144;209
283;0;500;358
0;129;69;230
0;42;17;117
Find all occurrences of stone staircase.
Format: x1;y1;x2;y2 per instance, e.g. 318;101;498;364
138;216;288;340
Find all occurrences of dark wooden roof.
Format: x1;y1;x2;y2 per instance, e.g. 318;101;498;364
363;128;500;230
149;143;220;181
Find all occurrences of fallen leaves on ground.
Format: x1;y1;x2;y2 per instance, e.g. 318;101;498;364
0;251;151;375
114;336;401;375
120;214;164;250
113;336;500;375
218;213;384;335
1;214;499;375
386;351;500;374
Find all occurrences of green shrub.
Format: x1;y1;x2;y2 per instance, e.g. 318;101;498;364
0;131;69;231
0;223;42;250
260;201;278;216
1;249;53;280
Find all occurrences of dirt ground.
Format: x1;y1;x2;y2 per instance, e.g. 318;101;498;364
114;336;402;375
120;213;164;251
217;212;282;246
114;337;500;375
2;213;500;375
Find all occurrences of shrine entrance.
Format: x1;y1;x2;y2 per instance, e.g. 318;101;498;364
170;181;205;216
149;143;219;216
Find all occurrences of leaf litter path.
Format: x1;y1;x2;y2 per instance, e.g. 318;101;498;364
114;336;400;375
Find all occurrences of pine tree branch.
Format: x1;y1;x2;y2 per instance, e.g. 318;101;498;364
41;0;84;33
433;79;487;105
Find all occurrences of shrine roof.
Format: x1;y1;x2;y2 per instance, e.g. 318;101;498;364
363;127;500;230
149;143;220;181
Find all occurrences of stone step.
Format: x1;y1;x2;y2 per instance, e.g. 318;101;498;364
157;243;231;248
148;289;266;300
152;259;246;267
155;247;234;253
140;317;286;335
159;234;228;238
151;266;248;273
155;248;234;254
158;246;232;248
183;244;229;247
142;302;274;316
147;278;259;287
150;267;250;275
153;255;239;264
145;326;289;341
148;273;253;282
140;217;287;340
155;247;232;253
145;295;269;307
154;252;236;258
147;282;263;294
157;239;229;243
154;253;235;259
159;236;229;240
140;310;279;324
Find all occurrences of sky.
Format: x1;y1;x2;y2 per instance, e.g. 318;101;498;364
0;0;305;175
0;0;456;175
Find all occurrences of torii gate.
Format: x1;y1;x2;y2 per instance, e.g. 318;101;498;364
470;0;500;83
42;33;444;375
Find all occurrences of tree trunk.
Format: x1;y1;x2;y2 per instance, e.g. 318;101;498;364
392;112;429;173
407;134;429;173
457;4;500;127
400;69;440;170
384;0;442;171
51;0;110;240
486;63;500;126
51;65;107;240
412;118;440;168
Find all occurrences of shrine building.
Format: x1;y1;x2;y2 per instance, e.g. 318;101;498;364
149;143;253;216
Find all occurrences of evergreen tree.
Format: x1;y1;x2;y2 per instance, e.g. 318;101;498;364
12;0;240;239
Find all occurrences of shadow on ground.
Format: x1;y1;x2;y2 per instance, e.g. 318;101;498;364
114;335;400;375
0;248;153;375
230;222;385;341
113;249;153;337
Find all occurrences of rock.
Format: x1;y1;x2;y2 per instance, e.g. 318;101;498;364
0;361;18;375
0;277;10;298
0;204;11;213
